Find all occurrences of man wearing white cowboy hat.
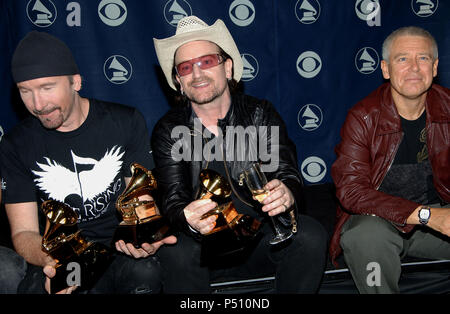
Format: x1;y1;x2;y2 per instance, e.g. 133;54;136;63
151;16;327;293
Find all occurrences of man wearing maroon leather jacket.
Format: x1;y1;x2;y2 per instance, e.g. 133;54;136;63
330;26;449;293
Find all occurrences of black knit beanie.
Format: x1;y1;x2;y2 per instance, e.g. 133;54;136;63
11;31;79;83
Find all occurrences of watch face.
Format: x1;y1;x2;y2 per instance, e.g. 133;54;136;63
419;209;430;219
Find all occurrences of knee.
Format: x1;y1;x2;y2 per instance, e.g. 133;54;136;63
158;233;201;268
129;257;162;281
0;246;27;293
118;256;162;294
297;215;328;250
340;215;400;254
291;215;328;258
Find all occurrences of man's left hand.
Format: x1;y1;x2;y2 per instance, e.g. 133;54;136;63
115;235;177;258
260;179;295;216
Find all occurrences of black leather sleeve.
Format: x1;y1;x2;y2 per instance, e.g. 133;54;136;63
151;117;198;237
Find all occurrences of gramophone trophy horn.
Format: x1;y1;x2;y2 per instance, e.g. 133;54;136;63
113;163;172;247
41;200;112;294
196;169;261;258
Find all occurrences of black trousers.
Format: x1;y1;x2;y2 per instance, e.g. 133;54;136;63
158;214;328;293
18;253;162;294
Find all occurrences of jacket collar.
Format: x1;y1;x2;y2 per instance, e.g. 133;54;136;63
377;82;449;136
377;83;402;136
425;84;450;123
185;94;237;130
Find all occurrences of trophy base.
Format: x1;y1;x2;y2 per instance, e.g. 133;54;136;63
112;215;173;248
50;242;113;294
201;214;262;260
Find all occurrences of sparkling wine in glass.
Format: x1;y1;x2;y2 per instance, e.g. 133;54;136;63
242;163;293;245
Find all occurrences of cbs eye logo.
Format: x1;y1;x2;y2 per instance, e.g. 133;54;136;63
355;0;380;21
229;0;255;26
297;51;322;78
98;0;127;26
301;156;327;183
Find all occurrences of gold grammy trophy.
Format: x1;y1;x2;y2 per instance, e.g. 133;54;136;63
113;163;172;247
41;200;112;294
197;169;261;258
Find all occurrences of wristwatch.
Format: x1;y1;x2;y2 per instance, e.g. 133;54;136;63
418;206;431;225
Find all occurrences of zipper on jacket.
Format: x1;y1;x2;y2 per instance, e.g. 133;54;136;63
220;145;254;208
375;132;408;229
376;132;404;191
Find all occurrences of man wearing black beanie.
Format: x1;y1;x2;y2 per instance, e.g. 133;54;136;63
0;31;176;294
11;31;80;84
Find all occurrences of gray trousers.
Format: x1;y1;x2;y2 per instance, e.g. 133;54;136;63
0;246;26;293
340;207;450;294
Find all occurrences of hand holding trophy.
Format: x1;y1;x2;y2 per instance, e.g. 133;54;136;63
242;163;293;245
113;163;172;247
195;169;262;257
41;200;112;293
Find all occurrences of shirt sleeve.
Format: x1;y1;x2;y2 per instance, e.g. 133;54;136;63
122;108;155;175
0;136;38;204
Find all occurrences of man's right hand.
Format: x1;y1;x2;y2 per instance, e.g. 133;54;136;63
43;259;77;294
184;199;218;235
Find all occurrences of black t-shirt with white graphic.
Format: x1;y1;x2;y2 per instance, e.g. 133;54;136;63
0;99;154;246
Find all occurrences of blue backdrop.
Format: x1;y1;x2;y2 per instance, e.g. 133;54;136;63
1;0;449;184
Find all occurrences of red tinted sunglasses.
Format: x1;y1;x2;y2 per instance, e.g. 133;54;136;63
175;54;224;77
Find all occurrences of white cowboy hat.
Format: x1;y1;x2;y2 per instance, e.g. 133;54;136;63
153;16;243;90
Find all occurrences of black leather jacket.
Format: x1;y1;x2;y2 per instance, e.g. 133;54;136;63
151;93;303;236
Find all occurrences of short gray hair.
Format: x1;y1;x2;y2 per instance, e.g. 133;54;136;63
382;26;438;62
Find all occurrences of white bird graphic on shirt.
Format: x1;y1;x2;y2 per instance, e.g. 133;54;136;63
33;146;124;203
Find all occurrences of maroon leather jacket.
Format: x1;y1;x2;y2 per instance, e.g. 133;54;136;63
329;82;450;266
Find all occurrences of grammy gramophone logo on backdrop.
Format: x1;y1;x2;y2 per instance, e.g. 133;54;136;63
297;104;323;132
295;0;321;24
26;0;57;27
411;0;438;17
164;0;192;27
355;47;379;75
103;55;133;84
240;53;259;82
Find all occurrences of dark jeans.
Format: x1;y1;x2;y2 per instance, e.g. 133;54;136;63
158;214;328;293
17;253;162;294
0;246;26;293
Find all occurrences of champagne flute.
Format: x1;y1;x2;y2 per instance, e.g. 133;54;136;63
242;163;293;245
